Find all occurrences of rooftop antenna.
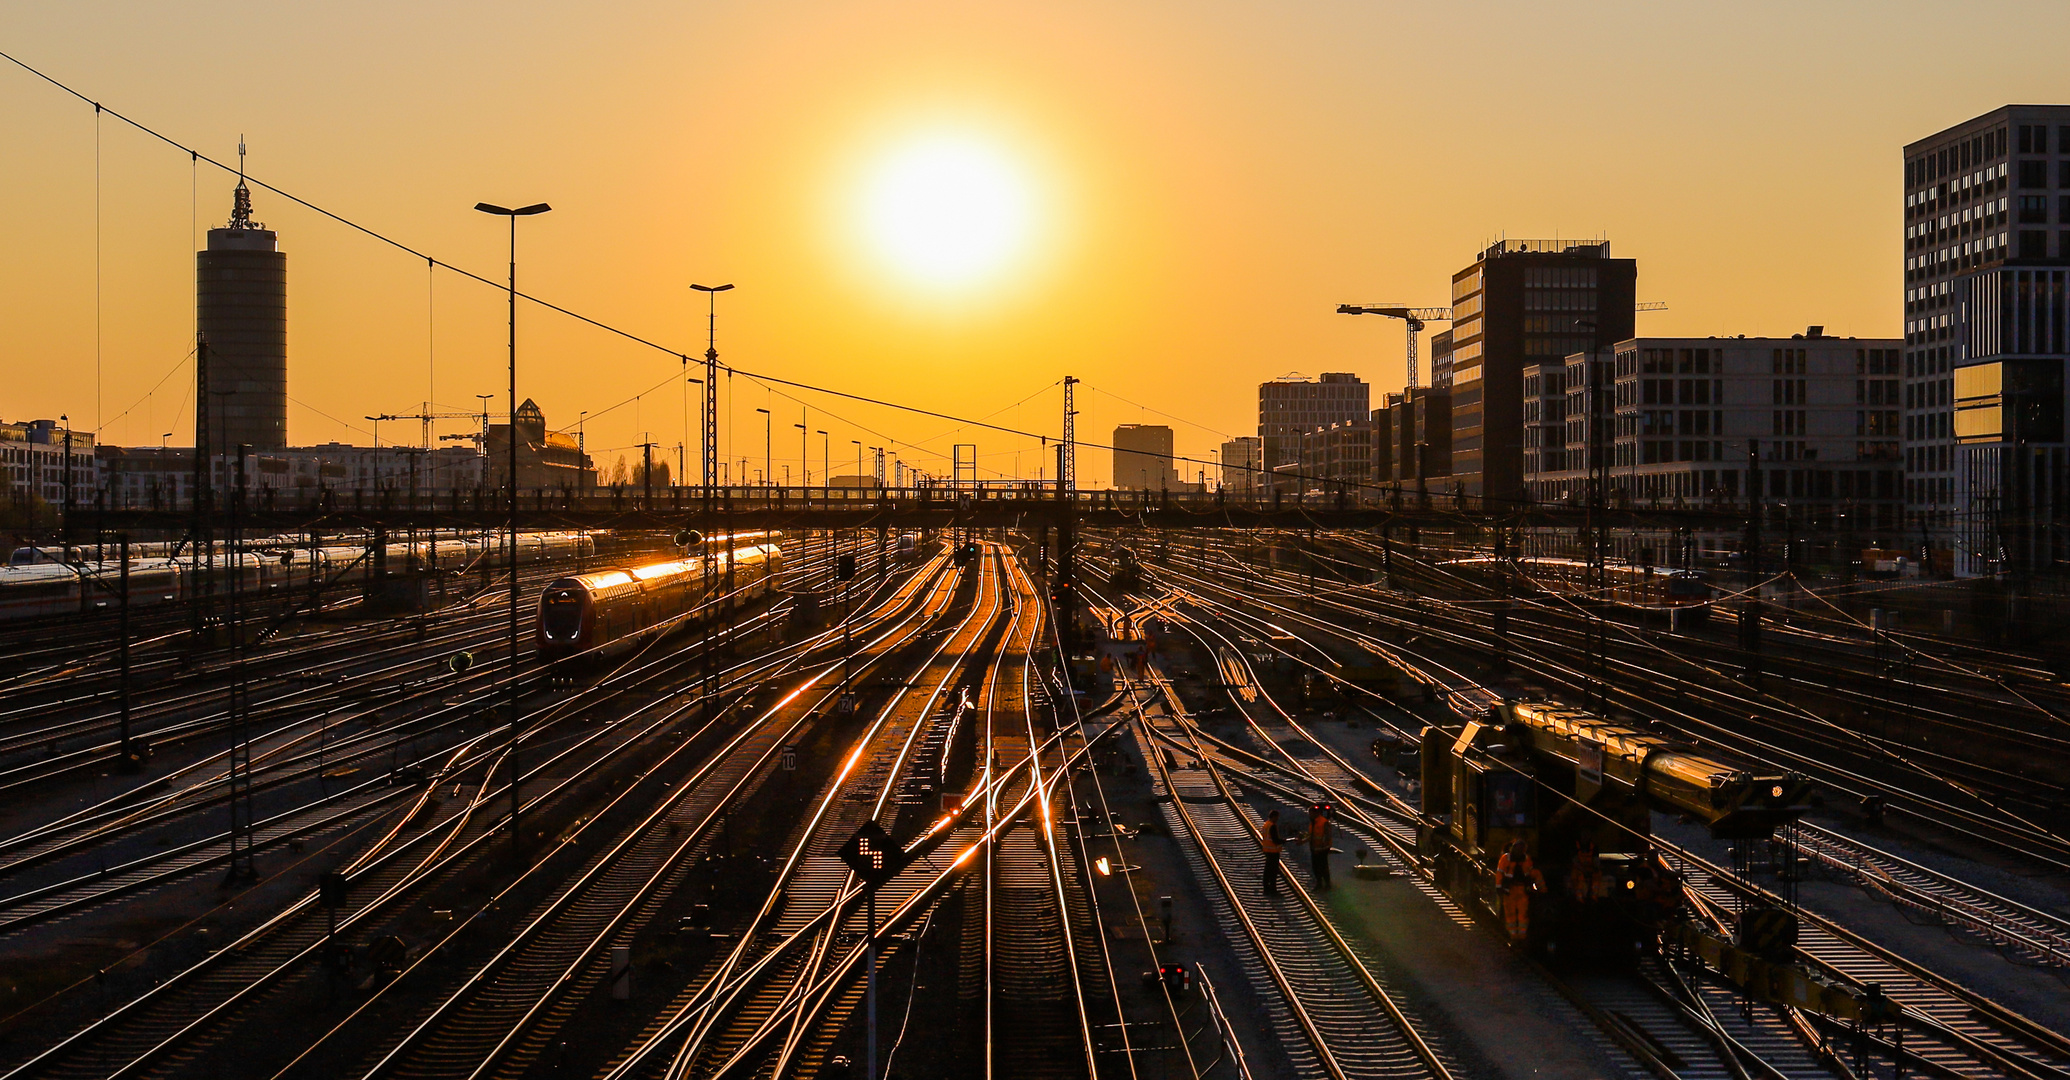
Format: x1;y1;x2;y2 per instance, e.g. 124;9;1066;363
229;134;258;229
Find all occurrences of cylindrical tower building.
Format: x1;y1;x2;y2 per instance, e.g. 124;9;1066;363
197;173;287;453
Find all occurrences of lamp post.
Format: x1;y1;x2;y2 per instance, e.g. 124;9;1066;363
794;422;808;486
60;415;72;535
689;284;734;500
474;198;551;866
756;408;771;488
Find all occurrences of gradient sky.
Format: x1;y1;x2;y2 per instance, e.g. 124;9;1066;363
8;1;2070;486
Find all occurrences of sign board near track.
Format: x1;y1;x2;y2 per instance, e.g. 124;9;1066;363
1576;737;1604;802
838;820;907;887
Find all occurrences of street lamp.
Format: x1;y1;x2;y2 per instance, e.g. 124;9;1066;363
755;408;771;487
474;198;551;866
794;422;808;486
689;283;734;497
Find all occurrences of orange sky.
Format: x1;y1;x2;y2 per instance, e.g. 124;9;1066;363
8;1;2070;486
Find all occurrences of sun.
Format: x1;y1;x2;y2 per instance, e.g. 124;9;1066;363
859;134;1035;289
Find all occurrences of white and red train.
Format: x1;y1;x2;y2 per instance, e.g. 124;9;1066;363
535;541;784;661
0;531;597;622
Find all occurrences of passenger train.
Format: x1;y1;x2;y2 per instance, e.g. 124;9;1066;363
1444;555;1712;619
535;541;784;661
0;531;597;622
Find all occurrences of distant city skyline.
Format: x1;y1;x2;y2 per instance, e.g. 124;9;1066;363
8;2;2070;486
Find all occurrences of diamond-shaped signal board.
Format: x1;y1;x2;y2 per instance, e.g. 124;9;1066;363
837;820;906;887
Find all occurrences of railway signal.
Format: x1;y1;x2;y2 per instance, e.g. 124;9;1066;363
838;820;909;1080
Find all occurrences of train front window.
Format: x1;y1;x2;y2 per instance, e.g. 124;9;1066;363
541;588;585;638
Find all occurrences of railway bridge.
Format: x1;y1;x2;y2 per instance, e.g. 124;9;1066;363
63;483;1743;533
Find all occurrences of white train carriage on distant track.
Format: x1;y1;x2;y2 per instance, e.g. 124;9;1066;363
0;531;599;623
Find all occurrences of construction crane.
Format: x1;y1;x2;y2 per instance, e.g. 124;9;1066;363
367;402;495;452
1637;301;1669;312
1336;305;1453;390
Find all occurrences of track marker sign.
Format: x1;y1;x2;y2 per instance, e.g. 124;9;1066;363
838;820;906;887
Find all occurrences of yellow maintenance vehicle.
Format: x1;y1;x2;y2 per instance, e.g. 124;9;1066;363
1420;700;1807;960
1418;700;1897;1023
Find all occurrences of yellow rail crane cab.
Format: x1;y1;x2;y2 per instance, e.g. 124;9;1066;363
1418;700;1809;964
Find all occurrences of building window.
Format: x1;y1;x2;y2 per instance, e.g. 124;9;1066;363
2020;160;2049;188
2020;195;2049;223
2020;230;2049;258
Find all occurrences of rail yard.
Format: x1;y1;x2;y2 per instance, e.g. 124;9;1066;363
0;517;2065;1080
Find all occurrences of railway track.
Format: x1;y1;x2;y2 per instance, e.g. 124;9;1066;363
1125;602;1817;1080
0;543;866;934
1144;540;2070;869
627;547;1008;1080
338;551;972;1080
0;544;908;1080
1123;567;2070;1080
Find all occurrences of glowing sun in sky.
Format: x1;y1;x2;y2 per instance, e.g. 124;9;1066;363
859;134;1036;289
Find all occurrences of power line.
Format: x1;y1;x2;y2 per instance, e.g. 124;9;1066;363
1;47;1542;503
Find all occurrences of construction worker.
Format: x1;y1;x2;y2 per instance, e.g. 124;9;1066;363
1306;805;1333;890
1258;809;1284;896
1496;838;1543;944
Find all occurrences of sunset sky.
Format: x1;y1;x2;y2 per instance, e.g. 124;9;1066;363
7;1;2070;486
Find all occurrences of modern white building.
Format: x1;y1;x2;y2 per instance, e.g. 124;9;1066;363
1;419;99;510
1523;334;1904;538
1219;436;1261;493
96;443;484;510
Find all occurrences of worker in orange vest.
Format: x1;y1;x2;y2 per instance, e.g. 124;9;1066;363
1496;838;1544;944
1258;809;1285;897
1306;804;1333;890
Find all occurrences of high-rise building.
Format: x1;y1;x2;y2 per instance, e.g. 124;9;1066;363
1902;107;2070;575
1219;436;1261;493
197;166;288;454
1446;240;1636;507
1111;423;1175;489
1257;372;1368;494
